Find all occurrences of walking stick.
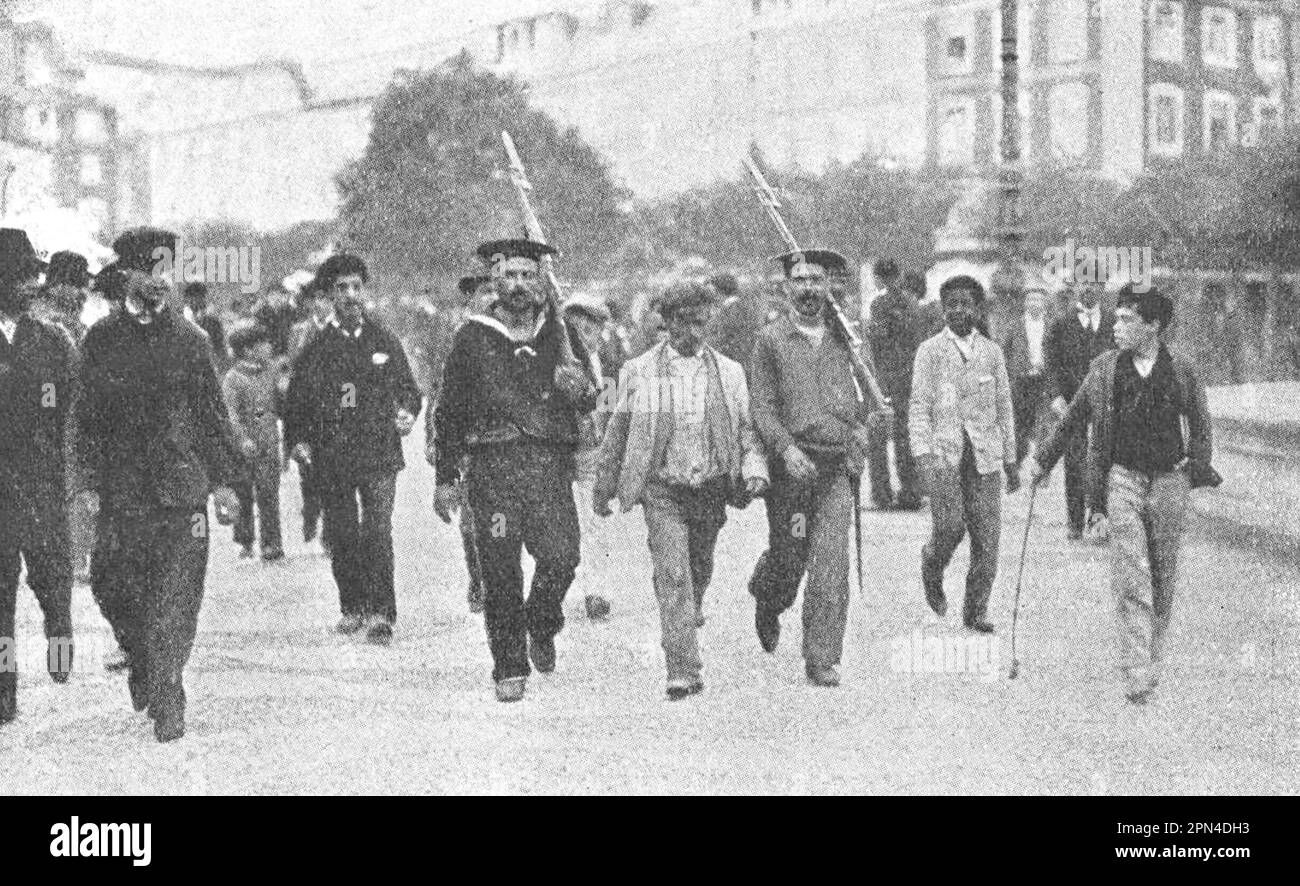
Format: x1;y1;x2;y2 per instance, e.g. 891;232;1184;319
1008;482;1038;680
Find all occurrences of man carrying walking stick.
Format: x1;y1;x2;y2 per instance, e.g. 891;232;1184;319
1032;284;1219;705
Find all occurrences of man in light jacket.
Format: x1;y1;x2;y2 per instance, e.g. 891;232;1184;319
594;281;768;700
910;275;1018;633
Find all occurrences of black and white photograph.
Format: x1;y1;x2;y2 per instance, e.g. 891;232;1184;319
0;0;1295;832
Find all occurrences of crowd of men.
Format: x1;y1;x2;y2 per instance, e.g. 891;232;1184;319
0;219;1221;739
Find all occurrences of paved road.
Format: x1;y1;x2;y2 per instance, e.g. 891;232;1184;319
2;432;1296;794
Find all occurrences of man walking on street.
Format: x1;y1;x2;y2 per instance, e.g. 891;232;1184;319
909;276;1018;633
432;239;597;703
1;228;77;726
79;226;243;742
1045;282;1115;539
287;282;334;552
284;254;423;646
594;282;768;699
1001;287;1051;467
866;258;925;510
1033;285;1219;704
747;249;886;688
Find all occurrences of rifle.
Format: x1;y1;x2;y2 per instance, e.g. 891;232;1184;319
501;130;581;370
741;156;890;411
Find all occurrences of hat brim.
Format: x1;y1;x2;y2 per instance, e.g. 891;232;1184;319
475;238;558;265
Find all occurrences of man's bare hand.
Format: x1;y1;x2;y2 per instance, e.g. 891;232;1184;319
1051;395;1068;417
553;363;593;404
291;443;312;466
395;408;416;437
1028;459;1050;486
212;486;240;526
745;477;769;498
593;496;614;518
434;485;461;524
783;445;818;483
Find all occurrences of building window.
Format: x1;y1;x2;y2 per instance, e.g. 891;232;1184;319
23;104;58;144
1201;6;1237;68
1048;0;1090;64
79;154;103;187
1253;15;1284;81
938;98;974;166
1148;1;1184;64
937;12;974;76
1248;95;1283;146
1148;83;1184;156
752;0;763;14
1048;81;1089;162
21;42;52;87
76;197;109;236
74;108;107;144
1203;90;1237;154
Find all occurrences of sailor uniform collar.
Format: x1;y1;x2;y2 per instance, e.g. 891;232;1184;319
465;308;547;344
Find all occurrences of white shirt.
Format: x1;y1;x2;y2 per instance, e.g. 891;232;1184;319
945;325;976;362
1132;351;1157;378
1024;314;1045;370
1077;304;1101;333
794;322;825;347
0;315;16;345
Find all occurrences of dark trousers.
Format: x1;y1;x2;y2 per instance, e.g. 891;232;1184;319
1062;423;1088;534
93;506;209;719
0;501;73;718
748;452;854;666
232;473;283;552
321;473;398;623
922;439;1002;624
466;441;581;683
300;464;329;545
867;398;918;504
459;508;482;596
1011;373;1047;465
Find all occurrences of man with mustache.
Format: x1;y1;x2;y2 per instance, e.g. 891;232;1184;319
78;227;243;742
0;228;77;726
909;276;1018;633
284;253;423;646
746;249;886;688
594;281;768;699
432;239;597;702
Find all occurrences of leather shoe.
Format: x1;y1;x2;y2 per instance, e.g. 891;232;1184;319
755;607;780;654
965;618;996;634
495;677;526;702
528;634;556;673
365;618;393;646
335;613;365;635
666;676;704;701
805;664;841;687
923;570;947;617
153;707;185;743
1125;688;1151;706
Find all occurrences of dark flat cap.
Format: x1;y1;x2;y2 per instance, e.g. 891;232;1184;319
46;251;91;288
475;238;558;265
0;227;47;280
112;226;178;275
652;280;717;318
773;248;849;277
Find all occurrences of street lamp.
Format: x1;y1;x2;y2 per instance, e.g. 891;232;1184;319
991;0;1028;337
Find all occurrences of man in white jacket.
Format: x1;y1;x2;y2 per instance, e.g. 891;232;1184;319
593;281;768;700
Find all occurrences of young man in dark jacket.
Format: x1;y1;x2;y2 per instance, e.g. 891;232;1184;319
284;254;422;646
432;239;597;702
0;228;77;726
1033;284;1220;705
79;226;243;742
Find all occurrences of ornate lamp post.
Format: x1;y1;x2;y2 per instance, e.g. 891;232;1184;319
989;0;1029;338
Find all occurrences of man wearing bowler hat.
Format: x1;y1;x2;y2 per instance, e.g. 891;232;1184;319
78;226;242;742
432;238;597;702
0;228;78;726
